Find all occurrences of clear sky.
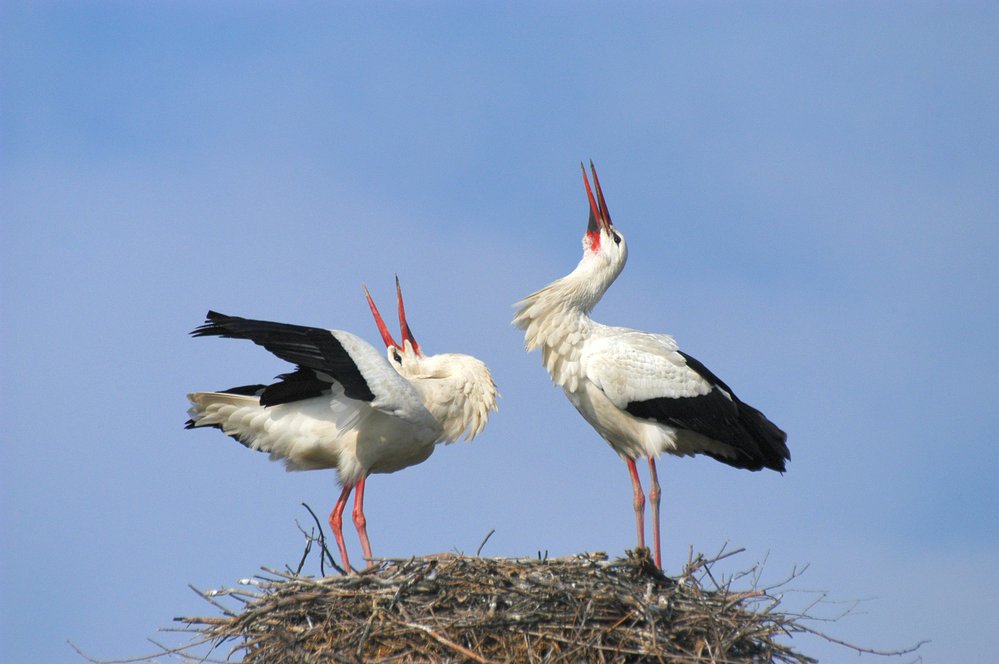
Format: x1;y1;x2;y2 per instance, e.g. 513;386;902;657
3;3;997;662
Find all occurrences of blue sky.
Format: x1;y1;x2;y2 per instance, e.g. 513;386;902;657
3;3;997;662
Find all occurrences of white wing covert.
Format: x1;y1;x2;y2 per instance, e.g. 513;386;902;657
582;329;714;409
330;329;438;432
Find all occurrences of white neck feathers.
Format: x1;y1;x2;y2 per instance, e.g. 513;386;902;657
406;355;499;444
514;254;621;392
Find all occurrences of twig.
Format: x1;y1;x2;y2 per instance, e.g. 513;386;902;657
67;637;223;664
401;621;496;664
798;625;931;657
185;584;236;617
292;519;314;575
301;501;343;575
476;528;496;557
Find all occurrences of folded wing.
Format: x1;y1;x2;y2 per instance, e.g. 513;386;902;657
584;330;788;471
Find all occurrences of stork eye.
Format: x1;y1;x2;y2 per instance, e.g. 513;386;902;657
612;231;622;245
391;349;402;363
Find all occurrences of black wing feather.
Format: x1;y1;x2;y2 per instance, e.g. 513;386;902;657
258;368;333;407
625;351;789;472
191;311;376;402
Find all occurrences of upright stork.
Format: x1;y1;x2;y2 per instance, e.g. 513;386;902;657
514;164;788;567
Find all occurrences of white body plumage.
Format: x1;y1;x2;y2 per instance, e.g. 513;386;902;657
188;330;495;487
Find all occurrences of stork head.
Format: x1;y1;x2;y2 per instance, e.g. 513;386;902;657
363;276;422;373
512;163;629;342
410;351;499;442
363;278;499;442
580;161;628;278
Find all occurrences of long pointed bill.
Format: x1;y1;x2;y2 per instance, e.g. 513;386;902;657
395;275;421;355
363;284;400;349
581;162;603;236
589;161;613;228
581;161;612;242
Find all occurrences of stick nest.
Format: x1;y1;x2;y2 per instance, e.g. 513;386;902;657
175;548;819;663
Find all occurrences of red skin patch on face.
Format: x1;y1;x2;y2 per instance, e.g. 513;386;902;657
585;228;602;253
582;163;608;254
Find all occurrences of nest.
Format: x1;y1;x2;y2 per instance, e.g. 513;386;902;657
169;547;823;663
72;522;926;664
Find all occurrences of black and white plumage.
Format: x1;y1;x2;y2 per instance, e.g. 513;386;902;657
186;278;498;572
513;163;789;567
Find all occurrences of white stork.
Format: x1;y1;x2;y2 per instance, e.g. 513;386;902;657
513;163;789;568
186;278;498;572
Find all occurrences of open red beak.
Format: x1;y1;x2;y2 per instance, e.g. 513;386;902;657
395;276;421;355
581;161;613;235
363;279;421;355
363;284;400;349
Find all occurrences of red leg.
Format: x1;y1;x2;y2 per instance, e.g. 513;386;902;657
352;476;374;566
328;484;354;573
626;458;646;552
647;457;662;568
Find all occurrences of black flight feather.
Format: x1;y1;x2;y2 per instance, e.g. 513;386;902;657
191;311;376;403
258;367;332;407
625;351;789;472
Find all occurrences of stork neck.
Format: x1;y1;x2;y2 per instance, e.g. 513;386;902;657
540;296;595;336
554;253;621;314
513;242;625;392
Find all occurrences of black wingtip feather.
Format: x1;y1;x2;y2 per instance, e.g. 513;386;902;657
218;384;267;396
677;351;789;472
188;311;376;403
190;311;237;338
737;402;790;472
258;368;332;406
626;350;790;473
703;402;788;473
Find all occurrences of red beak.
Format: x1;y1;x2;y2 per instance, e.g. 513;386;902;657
363;284;400;349
589;161;613;228
395;275;421;355
581;161;613;236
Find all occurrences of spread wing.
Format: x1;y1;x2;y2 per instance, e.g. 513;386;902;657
191;311;437;428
